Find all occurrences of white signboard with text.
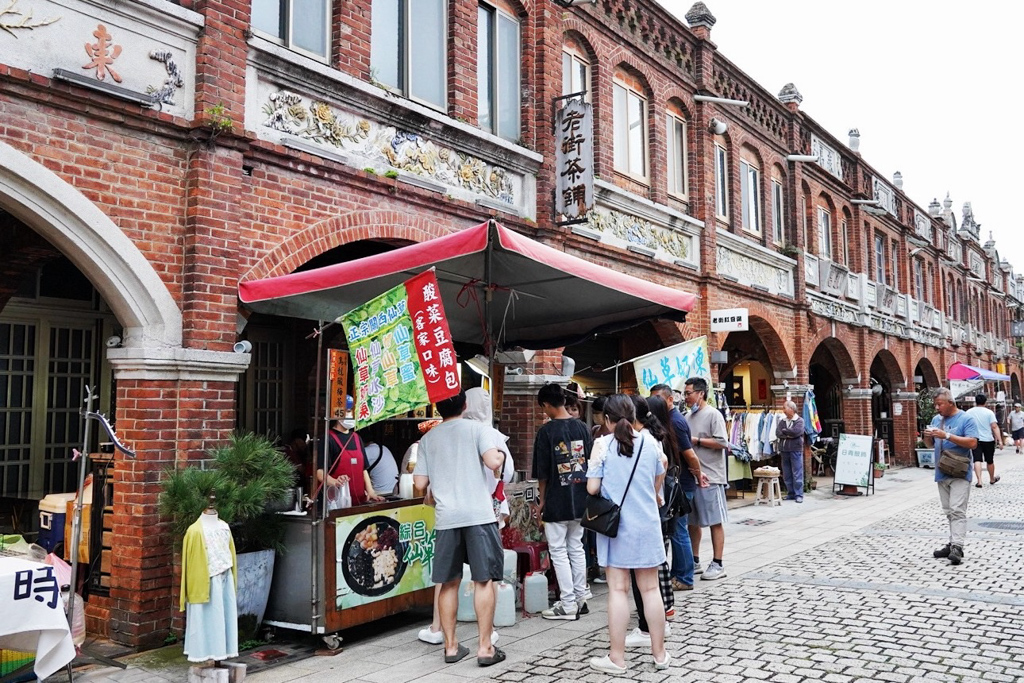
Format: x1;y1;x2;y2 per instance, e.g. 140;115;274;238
709;308;749;332
834;433;873;488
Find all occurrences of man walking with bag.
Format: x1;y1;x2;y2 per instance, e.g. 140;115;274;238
922;388;980;566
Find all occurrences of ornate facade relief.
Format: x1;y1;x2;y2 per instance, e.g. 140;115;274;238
716;230;794;298
811;135;843;181
585;210;692;262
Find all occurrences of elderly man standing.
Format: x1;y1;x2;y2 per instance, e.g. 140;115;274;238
776;400;806;503
922;388;980;566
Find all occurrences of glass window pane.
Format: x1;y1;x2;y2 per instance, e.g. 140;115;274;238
496;13;520;139
292;0;327;57
740;161;750;228
575;60;587;97
716;147;728;216
371;0;402;89
562;52;571;96
749;167;759;231
666;116;675;193
477;7;493;131
627;92;644;175
410;0;445;106
613;84;627;171
252;0;285;39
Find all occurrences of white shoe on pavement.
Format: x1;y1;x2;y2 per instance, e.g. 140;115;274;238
590;654;628;674
700;562;727;581
655;651;672;670
417;627;443;644
541;601;579;620
581;586;594;601
624;627;651;648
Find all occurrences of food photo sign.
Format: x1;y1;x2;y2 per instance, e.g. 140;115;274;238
335;504;436;609
341;270;460;429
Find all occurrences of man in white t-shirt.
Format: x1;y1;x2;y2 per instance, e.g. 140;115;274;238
1009;403;1024;454
362;437;399;497
965;394;1002;488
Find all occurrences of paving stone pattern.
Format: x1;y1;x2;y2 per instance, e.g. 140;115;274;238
492;464;1024;683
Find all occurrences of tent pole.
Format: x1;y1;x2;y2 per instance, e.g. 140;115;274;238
486;220;496;393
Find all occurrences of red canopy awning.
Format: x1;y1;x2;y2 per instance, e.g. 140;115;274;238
947;362;1010;381
239;221;697;349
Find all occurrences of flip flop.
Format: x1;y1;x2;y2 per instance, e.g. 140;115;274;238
992;476;1001;485
444;644;471;664
975;483;983;489
477;647;507;667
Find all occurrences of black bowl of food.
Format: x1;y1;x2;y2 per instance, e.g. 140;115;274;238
342;516;408;597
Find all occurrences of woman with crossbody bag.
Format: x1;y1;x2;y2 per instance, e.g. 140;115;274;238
585;395;670;674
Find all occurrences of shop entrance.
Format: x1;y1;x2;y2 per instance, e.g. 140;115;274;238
870;351;901;461
914;358;940;433
719;329;775;409
808;339;853;439
563;319;681;396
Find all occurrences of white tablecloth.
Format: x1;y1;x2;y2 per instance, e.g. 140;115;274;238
0;557;76;680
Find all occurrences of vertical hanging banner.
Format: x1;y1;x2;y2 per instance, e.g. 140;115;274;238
340;270;459;429
633;336;714;405
555;98;594;219
327;349;350;418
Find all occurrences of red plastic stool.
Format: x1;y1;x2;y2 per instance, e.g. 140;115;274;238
512;541;549;584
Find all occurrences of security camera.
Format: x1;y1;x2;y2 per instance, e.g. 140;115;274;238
233;340;253;354
105;335;122;348
709;118;728;135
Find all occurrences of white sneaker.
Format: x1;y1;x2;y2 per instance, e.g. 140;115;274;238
590;654;628;674
693;562;704;575
417;627;443;644
581;586;594;601
655;651;672;670
541;601;579;620
700;562;727;581
624;627;651;648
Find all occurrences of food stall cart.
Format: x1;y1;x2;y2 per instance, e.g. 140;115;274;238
239;220;697;646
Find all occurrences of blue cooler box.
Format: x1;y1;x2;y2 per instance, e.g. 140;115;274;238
37;493;76;553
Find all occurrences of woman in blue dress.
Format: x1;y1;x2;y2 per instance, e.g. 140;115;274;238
587;394;670;674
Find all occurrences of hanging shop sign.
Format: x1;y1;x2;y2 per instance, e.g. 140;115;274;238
554;97;594;220
334;504;436;610
327;349;350;418
633;336;713;402
709;308;749;332
340;270;459;429
834;433;873;489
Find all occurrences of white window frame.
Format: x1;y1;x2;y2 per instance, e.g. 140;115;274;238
891;241;900;290
715;143;729;219
771;179;784;244
875;234;886;285
252;0;331;61
840;219;849;266
816;206;831;260
914;259;925;301
739;159;761;235
562;49;590;100
478;3;521;140
613;81;648;180
371;0;448;110
666;113;687;198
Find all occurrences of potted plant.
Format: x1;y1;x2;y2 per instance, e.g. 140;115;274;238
873;462;888;478
161;432;296;641
915;436;935;468
916;388;938;468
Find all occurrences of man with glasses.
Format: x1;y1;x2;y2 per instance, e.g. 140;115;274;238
922;388;980;566
682;377;730;581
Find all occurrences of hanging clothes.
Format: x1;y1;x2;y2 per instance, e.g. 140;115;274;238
803;389;822;444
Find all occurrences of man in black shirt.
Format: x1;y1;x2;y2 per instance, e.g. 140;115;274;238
532;383;593;620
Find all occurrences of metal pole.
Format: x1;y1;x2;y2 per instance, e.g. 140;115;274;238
485;220;496;382
65;386;97;678
310;323;325;637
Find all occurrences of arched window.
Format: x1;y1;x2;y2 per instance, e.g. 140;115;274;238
562;37;590;98
770;166;785;245
613;71;648;179
714;137;729;219
665;102;688;198
739;147;761;235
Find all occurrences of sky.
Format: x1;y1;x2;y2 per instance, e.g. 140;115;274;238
658;0;1024;273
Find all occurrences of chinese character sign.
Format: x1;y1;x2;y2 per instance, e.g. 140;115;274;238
633;337;713;405
555;98;594;219
340;270;459;429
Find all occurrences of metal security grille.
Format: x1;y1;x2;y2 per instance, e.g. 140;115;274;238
0;322;36;497
45;326;94;494
251;338;286;440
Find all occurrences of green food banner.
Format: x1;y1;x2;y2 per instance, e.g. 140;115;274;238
340;270;460;429
334;504;436;609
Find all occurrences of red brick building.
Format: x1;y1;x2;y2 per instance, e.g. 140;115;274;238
1;0;1019;646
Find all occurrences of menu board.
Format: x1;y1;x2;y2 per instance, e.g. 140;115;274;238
834;433;872;488
334;504;435;609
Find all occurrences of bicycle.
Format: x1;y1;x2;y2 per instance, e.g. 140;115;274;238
810;437;837;476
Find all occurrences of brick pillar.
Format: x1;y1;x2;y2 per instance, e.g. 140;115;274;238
498;350;565;472
892;391;918;467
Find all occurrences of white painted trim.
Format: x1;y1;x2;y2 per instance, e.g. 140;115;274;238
107;347;251;381
0;140;182;349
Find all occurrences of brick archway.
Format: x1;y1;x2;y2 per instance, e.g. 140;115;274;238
914;357;941;387
0;140;181;348
242;212;456;281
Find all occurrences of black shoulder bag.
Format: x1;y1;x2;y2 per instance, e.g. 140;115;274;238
581;436;644;538
660;465;692;525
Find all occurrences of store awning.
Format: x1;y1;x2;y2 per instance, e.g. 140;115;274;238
947;362;1011;382
239;220;698;349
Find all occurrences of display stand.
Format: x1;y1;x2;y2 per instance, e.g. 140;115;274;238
832;433;874;497
63;387;137;681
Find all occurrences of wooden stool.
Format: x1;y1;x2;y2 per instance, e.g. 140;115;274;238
753;474;782;507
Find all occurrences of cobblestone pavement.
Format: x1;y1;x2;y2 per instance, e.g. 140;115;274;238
65;456;1024;682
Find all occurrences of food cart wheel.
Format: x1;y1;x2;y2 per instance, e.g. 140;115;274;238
322;634;343;650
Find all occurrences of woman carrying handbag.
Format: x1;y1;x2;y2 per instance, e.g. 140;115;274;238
585;395;670;674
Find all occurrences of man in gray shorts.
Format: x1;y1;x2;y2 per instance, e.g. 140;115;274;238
683;377;730;581
413;391;507;667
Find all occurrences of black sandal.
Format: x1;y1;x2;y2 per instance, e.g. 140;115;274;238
477;647;507;667
444;644;471;664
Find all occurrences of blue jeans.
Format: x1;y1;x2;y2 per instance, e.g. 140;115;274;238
669;494;695;585
781;450;804;498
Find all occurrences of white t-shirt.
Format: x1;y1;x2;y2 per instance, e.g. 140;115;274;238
966;406;997;442
364;442;399;496
1010;410;1024;432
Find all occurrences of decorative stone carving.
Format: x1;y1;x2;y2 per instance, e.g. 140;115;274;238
684;2;716;28
82;23;122;81
872;177;897;217
848;128;860;152
262;91;515;204
147;50;183;106
777;83;803;105
717;246;793;297
961;201;980;239
811;135;843;181
0;0;58;36
587;210;691;261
